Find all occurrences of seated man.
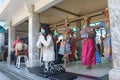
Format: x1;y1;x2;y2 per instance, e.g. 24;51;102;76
10;36;21;65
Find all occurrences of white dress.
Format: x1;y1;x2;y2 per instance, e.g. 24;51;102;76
36;35;55;62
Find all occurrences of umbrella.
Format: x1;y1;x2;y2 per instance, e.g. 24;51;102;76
0;25;6;33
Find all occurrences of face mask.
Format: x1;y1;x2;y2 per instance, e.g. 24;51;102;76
41;29;46;34
54;31;59;37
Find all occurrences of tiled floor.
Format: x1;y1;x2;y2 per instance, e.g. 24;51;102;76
65;60;111;77
0;62;49;80
0;72;11;80
0;58;111;80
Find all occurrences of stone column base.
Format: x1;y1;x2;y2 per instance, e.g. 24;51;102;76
27;60;40;67
109;69;120;80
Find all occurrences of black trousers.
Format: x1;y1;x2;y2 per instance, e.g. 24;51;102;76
10;51;17;65
4;49;8;61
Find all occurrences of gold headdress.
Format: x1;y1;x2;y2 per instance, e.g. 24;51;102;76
83;15;91;25
83;15;91;21
64;16;70;27
102;8;109;16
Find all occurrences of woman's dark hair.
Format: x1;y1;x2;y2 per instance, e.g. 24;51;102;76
41;24;53;40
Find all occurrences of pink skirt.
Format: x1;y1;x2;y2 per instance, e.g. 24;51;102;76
81;38;96;66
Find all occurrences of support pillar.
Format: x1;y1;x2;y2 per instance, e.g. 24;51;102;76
108;0;120;80
28;5;40;67
8;21;15;62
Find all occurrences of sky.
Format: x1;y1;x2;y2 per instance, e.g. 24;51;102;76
0;0;4;5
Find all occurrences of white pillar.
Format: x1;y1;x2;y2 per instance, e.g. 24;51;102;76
108;0;120;80
8;22;15;62
28;5;40;67
0;33;5;47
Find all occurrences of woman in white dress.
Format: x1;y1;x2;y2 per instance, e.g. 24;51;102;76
36;24;55;72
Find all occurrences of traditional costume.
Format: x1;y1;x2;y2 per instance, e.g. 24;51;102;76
103;8;112;61
104;22;112;60
80;16;96;69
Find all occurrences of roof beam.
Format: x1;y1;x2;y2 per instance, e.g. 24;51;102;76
52;6;80;17
51;9;104;27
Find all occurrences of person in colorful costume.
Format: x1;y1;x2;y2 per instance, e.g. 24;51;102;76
80;16;96;70
53;26;59;63
59;19;71;67
69;31;76;60
103;8;112;62
94;31;101;64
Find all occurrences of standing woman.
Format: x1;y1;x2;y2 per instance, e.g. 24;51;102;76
36;24;55;72
103;8;112;63
80;16;96;70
